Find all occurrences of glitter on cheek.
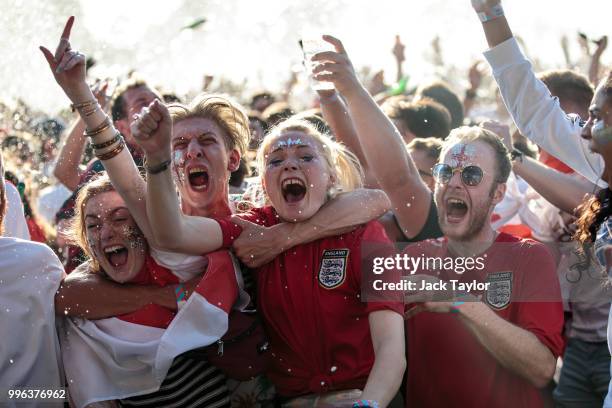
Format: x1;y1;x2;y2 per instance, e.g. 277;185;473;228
121;225;147;250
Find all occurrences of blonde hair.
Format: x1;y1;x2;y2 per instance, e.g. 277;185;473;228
168;93;250;157
256;118;363;201
68;174;116;273
440;126;511;184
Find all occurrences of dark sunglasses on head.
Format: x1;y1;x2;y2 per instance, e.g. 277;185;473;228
432;163;484;187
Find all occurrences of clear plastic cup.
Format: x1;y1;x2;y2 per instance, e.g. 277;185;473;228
300;35;335;91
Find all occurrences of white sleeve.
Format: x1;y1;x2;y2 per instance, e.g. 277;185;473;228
484;38;606;187
3;182;30;240
149;246;208;282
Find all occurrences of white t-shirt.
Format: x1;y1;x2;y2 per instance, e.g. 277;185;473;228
37;183;71;226
2;182;30;240
0;237;64;407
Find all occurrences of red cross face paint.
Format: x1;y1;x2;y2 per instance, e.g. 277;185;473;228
448;143;478;168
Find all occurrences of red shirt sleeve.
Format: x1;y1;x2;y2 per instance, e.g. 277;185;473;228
514;242;565;358
357;221;404;316
214;206;273;249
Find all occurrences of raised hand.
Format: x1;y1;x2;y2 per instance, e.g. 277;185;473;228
468;61;485;91
231;216;284;268
471;0;502;13
311;35;362;98
39;16;89;101
130;99;173;161
392;35;405;64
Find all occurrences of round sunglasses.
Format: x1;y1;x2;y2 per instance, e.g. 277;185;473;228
432;163;484;187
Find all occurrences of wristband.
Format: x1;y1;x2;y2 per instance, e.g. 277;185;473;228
477;4;504;23
353;400;379;408
174;283;188;310
510;148;524;163
91;131;121;150
145;159;172;175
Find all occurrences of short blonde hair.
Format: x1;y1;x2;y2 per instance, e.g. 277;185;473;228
256;118;363;200
68;174;116;273
168;93;250;157
440;126;511;183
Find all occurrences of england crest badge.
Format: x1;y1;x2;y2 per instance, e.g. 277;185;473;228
318;249;349;289
485;271;513;310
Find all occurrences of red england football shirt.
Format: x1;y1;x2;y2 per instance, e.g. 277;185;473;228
217;206;403;397
403;233;564;408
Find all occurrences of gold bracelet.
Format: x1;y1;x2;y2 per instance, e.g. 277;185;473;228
91;131;121;150
95;138;126;161
85;117;112;137
71;99;97;112
81;103;100;117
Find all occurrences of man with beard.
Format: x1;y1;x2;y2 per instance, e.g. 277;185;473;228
310;34;564;407
0;151;65;407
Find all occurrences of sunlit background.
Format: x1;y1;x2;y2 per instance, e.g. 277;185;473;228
1;0;610;113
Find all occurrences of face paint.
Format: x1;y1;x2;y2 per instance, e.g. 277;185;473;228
173;149;187;184
448;143;478;168
274;137;303;150
123;225;146;250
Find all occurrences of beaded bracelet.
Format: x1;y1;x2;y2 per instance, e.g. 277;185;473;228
95;138;125;161
81;103;100;117
86;117;112;137
352;400;379;408
145;159;172;175
71;99;97;112
174;283;188;309
90;131;121;150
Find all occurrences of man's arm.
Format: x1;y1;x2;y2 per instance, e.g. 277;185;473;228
474;1;605;186
55;266;177;319
318;91;373;185
361;310;406;407
232;189;391;267
312;36;432;239
512;155;596;214
53;117;87;191
457;301;556;387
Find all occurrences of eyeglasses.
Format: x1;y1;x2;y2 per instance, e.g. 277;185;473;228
432;163;484;187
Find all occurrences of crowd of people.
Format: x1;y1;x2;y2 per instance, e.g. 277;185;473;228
1;0;611;407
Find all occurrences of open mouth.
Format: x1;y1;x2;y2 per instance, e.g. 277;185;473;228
446;198;468;222
187;167;209;191
281;177;307;203
104;245;129;268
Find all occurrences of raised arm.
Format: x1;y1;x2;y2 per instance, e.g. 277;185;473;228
317;90;376;185
53;117;86;190
53;83;110;191
481;120;596;214
472;1;605;186
129;100;224;255
361;310;406;407
232;188;390;267
55;263;178;318
40;17;154;241
312;36;432;238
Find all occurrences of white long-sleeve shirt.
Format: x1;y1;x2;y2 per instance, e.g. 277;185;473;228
483;37;606;187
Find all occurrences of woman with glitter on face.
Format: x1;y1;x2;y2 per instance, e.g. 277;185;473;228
58;173;239;408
